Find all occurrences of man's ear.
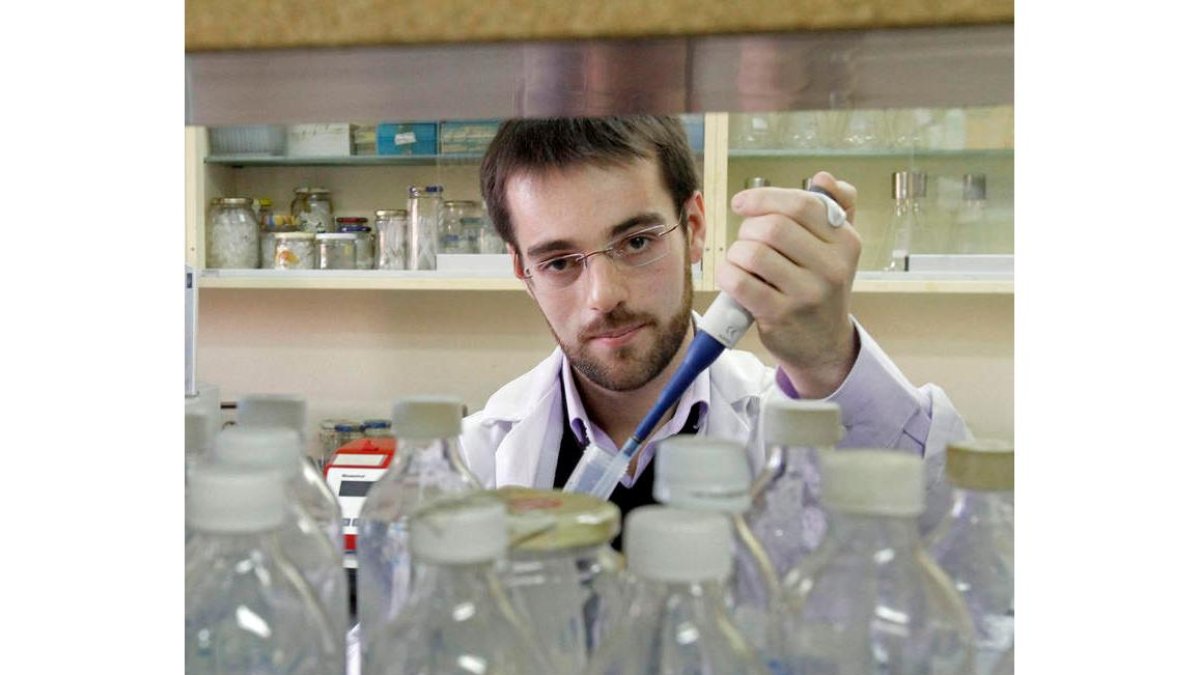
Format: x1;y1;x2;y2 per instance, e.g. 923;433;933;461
686;190;707;264
509;244;534;299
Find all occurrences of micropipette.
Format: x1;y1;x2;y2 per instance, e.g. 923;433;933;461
563;186;847;499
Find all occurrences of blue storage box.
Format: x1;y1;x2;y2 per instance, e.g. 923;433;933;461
376;123;439;156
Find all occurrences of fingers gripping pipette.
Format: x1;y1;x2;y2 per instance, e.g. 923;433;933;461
562;186;847;499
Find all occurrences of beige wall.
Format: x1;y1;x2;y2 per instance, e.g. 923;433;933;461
196;287;1012;458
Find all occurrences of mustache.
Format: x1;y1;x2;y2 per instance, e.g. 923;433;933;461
579;308;656;341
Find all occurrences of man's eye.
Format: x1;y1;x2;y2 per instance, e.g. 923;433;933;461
539;257;576;273
623;234;654;253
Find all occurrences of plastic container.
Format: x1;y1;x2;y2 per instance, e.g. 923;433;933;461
927;439;1015;675
586;506;769;675
355;396;482;664
291;187;335;234
185;463;342;675
782;449;975;674
499;487;624;674
316;232;358;270
206;197;259;269
374;209;409;270
366;493;554;675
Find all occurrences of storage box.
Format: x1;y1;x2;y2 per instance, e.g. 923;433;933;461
376;122;438;156
439;120;502;155
286;123;352;157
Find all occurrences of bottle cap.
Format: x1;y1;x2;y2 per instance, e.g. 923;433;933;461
375;209;408;218
819;449;924;516
744;177;771;189
362;419;391;430
946;439;1013;491
498;486;620;552
763;400;843;447
185;409;214;456
392;396;463;439
625;506;733;582
892;171;927;200
211;425;305;476
237;394;306;437
652;437;752;512
334;423;360;433
187;463;287;533
409;493;508;564
963;173;987;200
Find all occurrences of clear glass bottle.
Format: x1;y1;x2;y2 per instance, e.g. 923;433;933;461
882;170;926;272
586;506;769;675
185;463;342;675
652;437;783;672
316;232;358;270
207;197;260;269
782;449;975;674
291;187;335;234
952;173;991;254
926;440;1014;675
374;208;408;270
747;400;842;581
236;393;343;553
355;396;482;666
368;493;554;675
407;184;443;270
498;486;624;675
207;425;349;664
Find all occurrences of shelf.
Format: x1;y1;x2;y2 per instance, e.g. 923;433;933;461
198;269;523;290
728;148;1013;160
197;269;1009;294
205;153;485;167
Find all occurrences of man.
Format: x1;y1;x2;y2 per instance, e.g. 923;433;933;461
460;116;968;530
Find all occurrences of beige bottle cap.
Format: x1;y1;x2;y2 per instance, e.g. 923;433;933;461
392;396;463;439
763;400;843;447
497;486;620;552
819;449;924;516
409;493;508;565
946;439;1014;491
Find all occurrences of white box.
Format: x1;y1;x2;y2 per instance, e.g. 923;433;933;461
435;254;512;276
286;123;352;157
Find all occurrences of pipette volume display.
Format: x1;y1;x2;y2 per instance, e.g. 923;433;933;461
563;187;846;500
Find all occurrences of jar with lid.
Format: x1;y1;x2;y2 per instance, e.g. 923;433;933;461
477;210;507;254
315;233;357;270
497;486;625;674
374;209;408;270
336;217;376;270
441;200;482;254
291;187;335;234
334;422;364;451
407;185;443;270
271;232;316;269
361;419;393;438
207;197;259;269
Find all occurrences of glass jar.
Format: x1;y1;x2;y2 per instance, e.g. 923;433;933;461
497;486;625;674
361;419;393;438
334;422;364;451
206;197;259;269
315;233;357;270
291;187;335;234
336;218;376;270
375;209;409;270
407;185;443;270
477;211;506;254
442;200;483;254
271;232;316;269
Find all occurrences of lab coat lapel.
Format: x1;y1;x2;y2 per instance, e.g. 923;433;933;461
492;350;564;488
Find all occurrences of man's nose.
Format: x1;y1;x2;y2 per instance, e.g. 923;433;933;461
583;253;628;314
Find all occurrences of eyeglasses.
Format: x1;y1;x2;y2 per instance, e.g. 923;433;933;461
520;209;686;290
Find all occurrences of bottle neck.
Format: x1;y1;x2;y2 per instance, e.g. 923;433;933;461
825;511;922;552
393;437;478;485
636;577;732;614
950;486;1013;525
407;558;507;608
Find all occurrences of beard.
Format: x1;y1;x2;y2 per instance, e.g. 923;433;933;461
551;260;694;392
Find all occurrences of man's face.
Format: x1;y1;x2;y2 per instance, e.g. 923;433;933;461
505;158;706;392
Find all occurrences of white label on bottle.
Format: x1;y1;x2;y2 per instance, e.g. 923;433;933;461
394;132;417;146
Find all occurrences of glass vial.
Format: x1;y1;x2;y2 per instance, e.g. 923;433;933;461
882;170;926;272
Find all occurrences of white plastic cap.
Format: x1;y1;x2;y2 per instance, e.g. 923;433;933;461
652;437;752;512
625;506;733;583
211;425;304;476
819;449;925;516
187;463;287;533
392;396;463;440
408;494;508;565
185;409;214;456
764;400;843;448
946;439;1014;491
237;394;307;436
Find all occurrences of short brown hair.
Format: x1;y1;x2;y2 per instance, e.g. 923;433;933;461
479;116;700;252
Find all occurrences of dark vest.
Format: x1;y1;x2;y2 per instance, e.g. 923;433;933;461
552;379;702;551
